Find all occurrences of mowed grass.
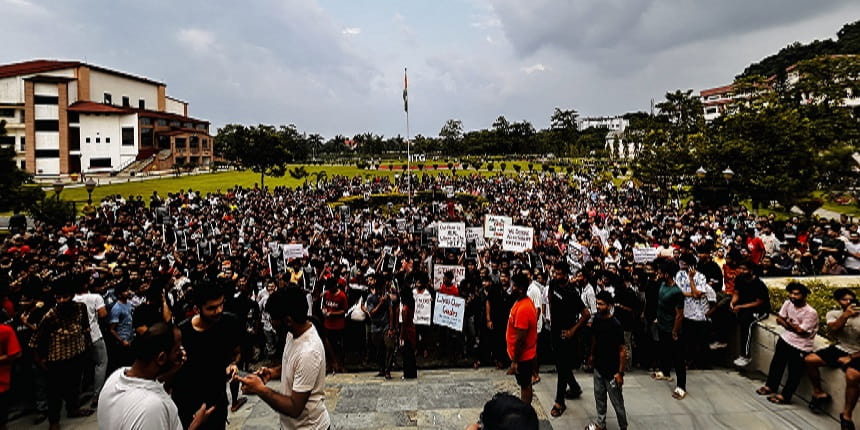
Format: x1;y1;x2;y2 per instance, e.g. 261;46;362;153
54;165;512;203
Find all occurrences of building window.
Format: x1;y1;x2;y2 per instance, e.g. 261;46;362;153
170;120;180;127
175;138;186;149
183;122;193;128
19;136;25;151
189;136;199;148
202;138;209;150
141;128;153;147
139;99;145;109
33;95;58;105
85;137;91;143
67;112;79;123
69;128;79;151
89;158;112;168
105;137;111;144
35;149;60;158
196;123;207;131
122;96;130;107
705;107;718;114
0;108;14;118
103;93;112;104
95;137;101;143
20;160;25;170
34;120;59;131
122;127;134;146
156;119;167;127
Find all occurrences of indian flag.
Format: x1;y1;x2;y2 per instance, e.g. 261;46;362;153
403;68;408;113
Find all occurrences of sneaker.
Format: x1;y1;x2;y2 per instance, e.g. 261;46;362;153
733;356;751;367
709;341;728;350
672;387;687;400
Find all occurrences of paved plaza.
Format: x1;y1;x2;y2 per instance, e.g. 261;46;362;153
10;365;838;429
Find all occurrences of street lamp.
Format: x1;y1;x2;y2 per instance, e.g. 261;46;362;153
695;166;707;179
722;167;735;181
52;179;64;201
85;178;97;205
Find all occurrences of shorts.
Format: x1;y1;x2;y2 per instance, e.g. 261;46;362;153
813;345;860;369
514;359;535;388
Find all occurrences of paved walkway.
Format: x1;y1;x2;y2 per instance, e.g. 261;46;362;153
11;366;838;429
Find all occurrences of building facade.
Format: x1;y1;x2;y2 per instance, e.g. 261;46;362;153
0;60;212;176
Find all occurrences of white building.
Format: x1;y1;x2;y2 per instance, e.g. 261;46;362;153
577;115;629;132
0;60;212;176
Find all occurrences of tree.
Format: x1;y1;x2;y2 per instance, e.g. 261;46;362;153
0;120;40;211
215;124;291;189
439;119;464;152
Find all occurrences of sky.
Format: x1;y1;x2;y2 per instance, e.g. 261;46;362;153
3;0;859;138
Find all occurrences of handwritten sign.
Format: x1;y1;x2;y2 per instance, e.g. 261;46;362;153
484;215;512;239
281;244;305;260
633;247;659;263
437;222;466;249
413;290;433;326
433;264;466;291
466;227;487;250
502;225;534;253
433;293;466;331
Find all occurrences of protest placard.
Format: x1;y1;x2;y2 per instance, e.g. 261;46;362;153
437;222;466;249
633;247;659;263
432;293;466;331
414;292;433;326
281;244;304;260
502;225;534;253
466;227;487;250
484;215;512;239
432;264;466;290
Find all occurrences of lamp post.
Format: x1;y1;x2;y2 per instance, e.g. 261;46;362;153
85;178;97;205
52;179;64;201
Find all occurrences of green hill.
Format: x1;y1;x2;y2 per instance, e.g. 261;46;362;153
738;20;860;79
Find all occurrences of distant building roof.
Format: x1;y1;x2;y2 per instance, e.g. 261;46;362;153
0;59;165;85
700;84;734;97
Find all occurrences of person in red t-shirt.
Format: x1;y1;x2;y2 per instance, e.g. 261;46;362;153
746;228;766;264
322;278;348;374
0;316;22;428
438;271;459;297
507;273;538;405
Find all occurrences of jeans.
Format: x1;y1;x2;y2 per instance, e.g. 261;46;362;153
765;338;807;402
738;310;768;358
551;333;582;405
91;338;108;403
593;369;628;429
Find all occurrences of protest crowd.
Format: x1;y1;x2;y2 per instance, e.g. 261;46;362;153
2;170;860;429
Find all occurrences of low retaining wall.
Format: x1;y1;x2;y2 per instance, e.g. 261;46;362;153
751;315;846;419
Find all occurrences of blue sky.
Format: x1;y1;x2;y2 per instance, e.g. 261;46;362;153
3;0;859;138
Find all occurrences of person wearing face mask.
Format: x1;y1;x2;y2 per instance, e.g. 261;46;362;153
97;322;214;430
756;283;818;405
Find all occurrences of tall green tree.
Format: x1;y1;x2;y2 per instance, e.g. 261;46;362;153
215;124;290;188
0;120;40;211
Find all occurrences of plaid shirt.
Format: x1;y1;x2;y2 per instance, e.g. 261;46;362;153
29;302;91;362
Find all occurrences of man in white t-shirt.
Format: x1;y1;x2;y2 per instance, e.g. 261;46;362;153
237;287;330;430
75;281;108;408
98;322;213;430
844;232;860;274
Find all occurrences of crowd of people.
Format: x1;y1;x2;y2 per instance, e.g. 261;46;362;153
1;170;859;429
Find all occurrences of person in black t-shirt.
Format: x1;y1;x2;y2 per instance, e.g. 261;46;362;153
172;283;243;430
731;261;771;368
587;291;628;430
547;262;590;418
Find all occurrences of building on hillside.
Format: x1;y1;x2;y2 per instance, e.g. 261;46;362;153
699;55;860;121
0;59;212;176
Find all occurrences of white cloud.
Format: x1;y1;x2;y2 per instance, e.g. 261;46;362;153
2;0;50;16
176;28;216;54
471;17;501;29
342;27;361;35
523;63;546;74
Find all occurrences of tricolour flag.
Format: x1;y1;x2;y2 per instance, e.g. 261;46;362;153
403;68;408;113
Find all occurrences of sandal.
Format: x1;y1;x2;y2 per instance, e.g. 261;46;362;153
767;394;790;405
550;403;566;417
231;397;248;412
809;394;832;413
650;371;673;381
755;386;774;396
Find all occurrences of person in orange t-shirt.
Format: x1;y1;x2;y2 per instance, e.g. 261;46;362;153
507;273;537;405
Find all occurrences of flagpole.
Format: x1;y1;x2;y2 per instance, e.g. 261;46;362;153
404;67;411;206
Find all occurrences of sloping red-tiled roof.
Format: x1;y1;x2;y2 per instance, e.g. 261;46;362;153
0;59;165;85
67;101;133;114
700;84;734;97
0;60;80;79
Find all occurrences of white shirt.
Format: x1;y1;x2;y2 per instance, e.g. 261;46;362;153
97;368;182;430
527;281;544;333
674;270;715;321
827;309;860;354
74;292;105;342
280;325;330;430
845;240;860;271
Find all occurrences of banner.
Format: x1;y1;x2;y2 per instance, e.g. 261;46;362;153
484;215;512;239
633;247;659;263
466;227;487;250
502;225;534;253
281;244;305;260
413;291;433;326
437;222;466;249
432;293;466;331
433;264;466;291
